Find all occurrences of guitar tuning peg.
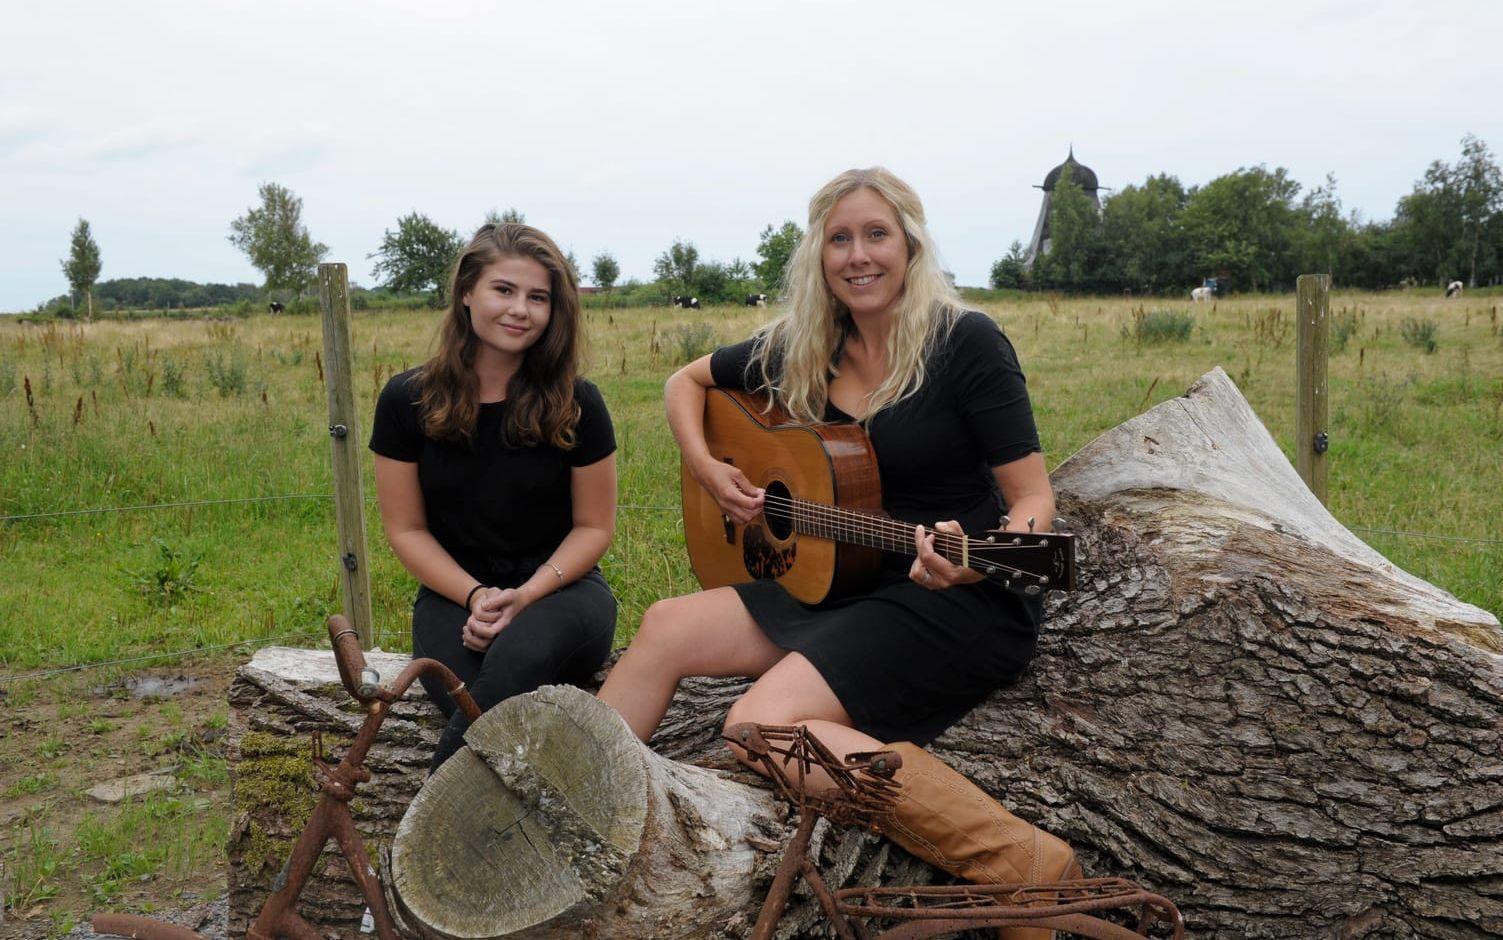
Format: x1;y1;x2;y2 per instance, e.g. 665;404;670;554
1026;516;1036;533
1052;517;1066;531
1003;579;1012;590
1000;514;1011;528
986;535;996;543
1024;584;1042;596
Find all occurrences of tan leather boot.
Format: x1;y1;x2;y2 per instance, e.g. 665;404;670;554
879;742;1081;940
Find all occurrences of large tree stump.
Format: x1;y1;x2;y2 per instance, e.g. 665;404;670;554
230;368;1501;938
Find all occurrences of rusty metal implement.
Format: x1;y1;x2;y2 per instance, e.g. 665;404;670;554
91;615;480;940
725;722;1186;940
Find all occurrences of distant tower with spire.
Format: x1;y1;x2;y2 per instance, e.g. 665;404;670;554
1022;147;1103;271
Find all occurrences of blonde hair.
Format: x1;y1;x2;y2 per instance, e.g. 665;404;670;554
750;167;966;424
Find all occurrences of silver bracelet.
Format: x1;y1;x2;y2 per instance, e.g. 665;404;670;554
541;561;564;583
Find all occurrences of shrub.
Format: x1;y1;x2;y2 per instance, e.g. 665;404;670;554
668;322;718;364
1400;317;1438;353
1124;309;1193;344
204;352;247;397
161;358;188;398
1331;308;1359;353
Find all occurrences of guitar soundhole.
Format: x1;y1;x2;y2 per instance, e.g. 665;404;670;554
762;480;793;539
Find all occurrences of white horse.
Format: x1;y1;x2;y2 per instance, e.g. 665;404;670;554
1446;280;1464;298
1191;286;1213;302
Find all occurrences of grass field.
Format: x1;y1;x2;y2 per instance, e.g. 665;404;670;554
2;290;1501;932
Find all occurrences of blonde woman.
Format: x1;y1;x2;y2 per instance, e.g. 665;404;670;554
599;168;1080;904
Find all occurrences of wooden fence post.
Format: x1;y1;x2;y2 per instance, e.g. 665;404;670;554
1296;273;1330;504
317;263;374;648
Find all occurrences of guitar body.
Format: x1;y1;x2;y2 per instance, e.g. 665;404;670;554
683;388;884;604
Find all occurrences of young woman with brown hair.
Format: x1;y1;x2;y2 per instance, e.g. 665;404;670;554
371;222;616;771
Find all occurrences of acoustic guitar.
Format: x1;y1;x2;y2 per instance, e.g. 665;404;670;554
682;388;1076;605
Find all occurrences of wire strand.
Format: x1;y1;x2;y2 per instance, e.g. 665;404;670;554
0;496;682;523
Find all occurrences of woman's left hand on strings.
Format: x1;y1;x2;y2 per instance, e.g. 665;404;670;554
910;521;983;590
462;587;531;651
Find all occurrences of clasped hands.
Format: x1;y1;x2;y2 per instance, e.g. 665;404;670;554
461;586;530;652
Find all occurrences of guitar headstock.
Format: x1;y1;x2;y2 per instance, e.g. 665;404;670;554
965;530;1077;596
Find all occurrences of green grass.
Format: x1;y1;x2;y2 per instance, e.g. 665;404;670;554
1;294;1500;675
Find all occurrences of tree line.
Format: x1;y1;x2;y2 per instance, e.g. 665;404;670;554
995;134;1503;294
44;134;1499;316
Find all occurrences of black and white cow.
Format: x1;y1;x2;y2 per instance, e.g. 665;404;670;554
1446;280;1464;298
268;301;286;314
744;293;768;307
672;295;701;309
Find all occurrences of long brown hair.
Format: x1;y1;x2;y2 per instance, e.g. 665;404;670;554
419;223;583;449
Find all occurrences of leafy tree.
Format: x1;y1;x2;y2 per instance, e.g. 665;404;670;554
1295;174;1349;277
1099;174;1191;293
1454;134;1502;287
61;218;102;318
1032;169;1103;291
563;249;581;283
989;241;1027;289
228;182;328;298
755;221;802;290
485;208;526;225
1393;164;1463;286
591;252;620;291
1180;166;1301;292
369;212;463;305
653;239;699;296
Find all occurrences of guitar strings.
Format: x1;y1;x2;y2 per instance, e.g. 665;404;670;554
753;492;1041;580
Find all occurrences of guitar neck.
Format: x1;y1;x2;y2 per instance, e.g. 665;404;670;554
781;496;960;559
767;495;1071;591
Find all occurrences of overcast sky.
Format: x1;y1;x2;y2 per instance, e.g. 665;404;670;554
2;0;1498;312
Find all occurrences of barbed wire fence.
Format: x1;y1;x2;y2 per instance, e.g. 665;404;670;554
1;493;1497;685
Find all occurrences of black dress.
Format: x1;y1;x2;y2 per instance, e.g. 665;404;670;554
369;369;618;768
708;311;1044;745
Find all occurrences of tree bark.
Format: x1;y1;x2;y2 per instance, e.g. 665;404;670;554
229;368;1502;938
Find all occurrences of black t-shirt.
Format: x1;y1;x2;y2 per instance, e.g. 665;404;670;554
369;368;616;587
709;310;1039;537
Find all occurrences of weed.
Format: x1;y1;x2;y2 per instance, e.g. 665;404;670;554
4;772;54;797
179;752;229;786
1400;317;1439;353
160;357;188;398
88;718;117;735
1357;373;1409;431
6;826;66;908
1124;309;1193;344
1331;308;1359;353
204;351;248;397
1252;307;1289;347
126;539;203;606
37;735;66;759
668;322;718;363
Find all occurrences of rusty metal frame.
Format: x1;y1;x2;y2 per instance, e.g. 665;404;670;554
92;616;480;940
726;722;1186;940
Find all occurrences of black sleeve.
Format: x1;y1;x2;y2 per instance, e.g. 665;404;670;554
369;369;425;462
947;312;1041;466
568;379;617;467
709;335;780;391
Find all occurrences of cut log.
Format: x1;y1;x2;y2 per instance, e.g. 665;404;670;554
229;368;1502;939
386;684;784;939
